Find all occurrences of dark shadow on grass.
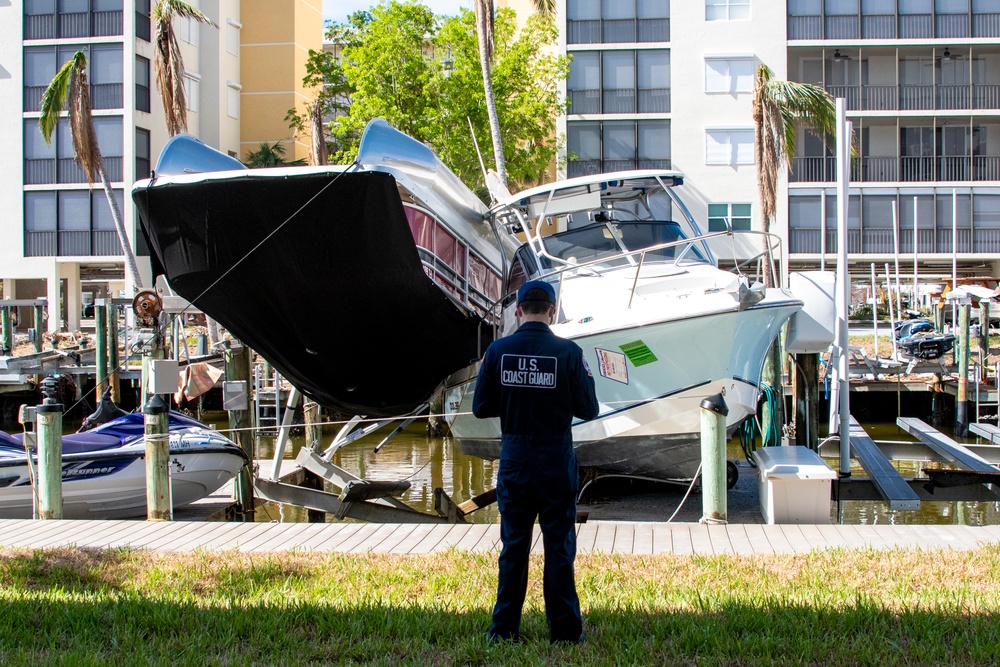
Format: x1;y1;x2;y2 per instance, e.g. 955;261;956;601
0;594;997;666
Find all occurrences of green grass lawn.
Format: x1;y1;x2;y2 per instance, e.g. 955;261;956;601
2;546;999;665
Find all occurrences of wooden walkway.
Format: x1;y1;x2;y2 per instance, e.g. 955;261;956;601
2;519;999;555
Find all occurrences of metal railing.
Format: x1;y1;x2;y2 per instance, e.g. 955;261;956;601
789;226;1000;255
567;17;669;44
91;83;123;110
24;156;124;184
791;155;1000;183
638;88;670;113
568;89;600;114
24;230;123;258
23;10;122;39
788;12;999;40
92;230;123;256
24;231;57;257
603;89;636;113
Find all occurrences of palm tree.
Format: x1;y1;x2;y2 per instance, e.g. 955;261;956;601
243;141;308;168
752;64;837;288
39;51;143;290
474;0;554;191
153;0;216;136
308;99;328;166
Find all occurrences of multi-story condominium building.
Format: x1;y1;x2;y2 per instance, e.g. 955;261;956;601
0;0;319;333
511;0;1000;285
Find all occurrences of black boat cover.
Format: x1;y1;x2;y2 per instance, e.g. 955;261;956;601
134;170;491;417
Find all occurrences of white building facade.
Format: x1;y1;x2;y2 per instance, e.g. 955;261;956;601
548;0;1000;282
1;0;241;333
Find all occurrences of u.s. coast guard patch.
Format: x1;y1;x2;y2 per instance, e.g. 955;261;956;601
500;354;557;388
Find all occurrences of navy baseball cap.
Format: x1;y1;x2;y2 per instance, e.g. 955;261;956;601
517;280;556;304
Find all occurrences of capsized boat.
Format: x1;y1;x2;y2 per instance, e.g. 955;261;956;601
444;170;803;483
133;119;503;418
0;411;247;519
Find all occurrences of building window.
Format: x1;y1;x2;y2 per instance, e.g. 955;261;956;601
24;0;124;40
178;13;200;45
567;0;670;45
567;120;671;177
706;0;750;21
23;117;124;185
227;81;241;118
136;0;151;41
89;44;123;109
183;73;200;112
23;189;125;257
136;128;151;179
136;56;151;112
704;57;754;94
227;18;241;55
708;203;751;231
706;128;754;165
569;50;670;114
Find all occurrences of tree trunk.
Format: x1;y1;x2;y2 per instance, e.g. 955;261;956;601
99;167;143;291
476;16;507;188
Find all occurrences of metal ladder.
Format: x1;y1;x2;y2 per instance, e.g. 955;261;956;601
253;363;282;436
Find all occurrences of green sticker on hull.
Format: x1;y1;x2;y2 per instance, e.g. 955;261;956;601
619;340;658;367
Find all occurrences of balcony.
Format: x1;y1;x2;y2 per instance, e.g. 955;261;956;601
567;17;669;45
91;83;123;110
567;157;670;178
789;227;999;255
568;88;670;115
788;12;999;40
27;230;122;257
790;155;1000;183
24;156;125;185
24;10;123;39
823;84;1000;112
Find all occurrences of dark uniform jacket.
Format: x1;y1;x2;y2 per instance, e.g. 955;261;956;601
472;321;600;462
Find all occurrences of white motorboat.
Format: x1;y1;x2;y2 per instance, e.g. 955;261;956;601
444;170;803;483
0;411;247;519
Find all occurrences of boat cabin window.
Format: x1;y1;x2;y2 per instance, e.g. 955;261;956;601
537;221;705;270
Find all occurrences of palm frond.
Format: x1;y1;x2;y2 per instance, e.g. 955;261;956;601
152;0;216;28
37;52;82;143
532;0;556;16
153;0;217;136
68;66;103;183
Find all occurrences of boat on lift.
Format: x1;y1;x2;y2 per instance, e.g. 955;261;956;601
0;409;247;519
133;119;503;418
444;170;803;484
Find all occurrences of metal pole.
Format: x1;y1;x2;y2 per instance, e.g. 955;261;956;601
35;378;63;520
952;189;958;329
269;386;301;481
913;197;919;310
834;100;852;476
144;394;172;520
892;200;901;316
95;302;108;403
700;393;728;524
956;303;971;437
820;190;827;272
885;263;898;359
870;264;879;360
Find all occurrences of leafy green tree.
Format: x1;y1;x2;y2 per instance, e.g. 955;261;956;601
242;142;308;168
300;1;567;195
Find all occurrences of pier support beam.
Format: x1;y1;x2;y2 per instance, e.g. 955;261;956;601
956;303;971;437
107;302;120;401
33;303;44;354
95;303;108;404
1;307;11;355
35;380;63;520
700;393;729;523
144;394;172;521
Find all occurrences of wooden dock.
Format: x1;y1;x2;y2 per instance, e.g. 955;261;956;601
1;519;998;555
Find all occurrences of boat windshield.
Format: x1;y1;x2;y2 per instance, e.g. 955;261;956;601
537;221;706;270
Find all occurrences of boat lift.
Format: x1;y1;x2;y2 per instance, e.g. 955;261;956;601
254;388;496;523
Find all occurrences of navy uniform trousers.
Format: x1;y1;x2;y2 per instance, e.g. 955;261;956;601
472;320;599;642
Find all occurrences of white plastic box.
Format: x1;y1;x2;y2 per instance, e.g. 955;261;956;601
753;446;837;524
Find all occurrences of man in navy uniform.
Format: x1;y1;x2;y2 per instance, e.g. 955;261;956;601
472;279;600;643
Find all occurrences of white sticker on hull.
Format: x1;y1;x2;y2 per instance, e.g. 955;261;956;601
595;348;629;384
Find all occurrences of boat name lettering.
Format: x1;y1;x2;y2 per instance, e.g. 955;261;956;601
500;355;557;388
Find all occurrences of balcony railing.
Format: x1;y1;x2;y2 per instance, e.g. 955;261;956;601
638;88;670;113
791;155;1000;183
826;85;861;111
24;231;57;257
91;83;123;110
567;158;669;177
789;227;1000;255
24;156;125;185
24;10;123;39
789;12;999;40
899;84;934;110
92;230;123;256
567;17;669;44
603;89;635;113
821;84;999;111
24;86;46;112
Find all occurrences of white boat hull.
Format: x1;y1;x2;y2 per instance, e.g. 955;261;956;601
446;293;799;482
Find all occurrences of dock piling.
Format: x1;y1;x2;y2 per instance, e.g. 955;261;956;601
36;376;63;520
95;302;108;403
1;307;11;355
225;343;255;520
144;394;172;521
956;303;971;436
700;393;729;523
33;303;44;354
